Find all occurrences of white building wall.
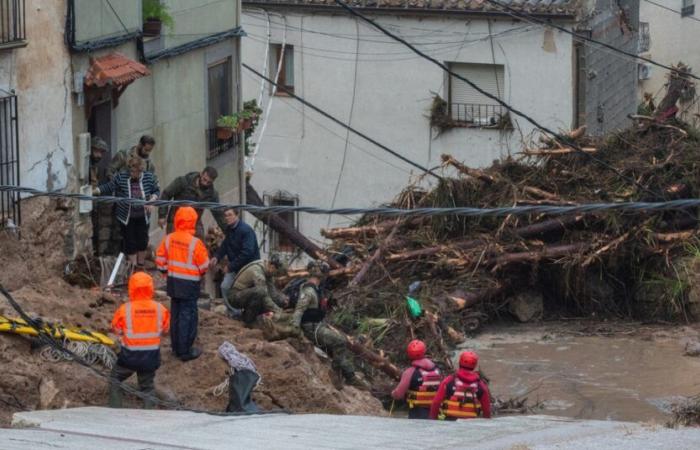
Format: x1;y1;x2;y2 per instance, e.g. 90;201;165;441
241;11;574;250
639;0;700;124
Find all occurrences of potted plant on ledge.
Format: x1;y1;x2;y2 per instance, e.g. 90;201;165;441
143;0;175;37
216;114;239;140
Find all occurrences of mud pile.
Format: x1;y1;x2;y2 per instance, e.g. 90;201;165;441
0;198;383;426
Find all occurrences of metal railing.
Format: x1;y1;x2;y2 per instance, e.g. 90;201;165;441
0;94;20;230
450;103;507;127
206;127;239;160
0;0;25;45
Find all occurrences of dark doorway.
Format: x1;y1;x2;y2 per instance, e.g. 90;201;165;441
88;100;113;171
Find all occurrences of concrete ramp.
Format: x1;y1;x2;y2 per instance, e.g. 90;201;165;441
3;407;700;449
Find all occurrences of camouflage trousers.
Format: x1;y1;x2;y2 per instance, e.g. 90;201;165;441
227;285;283;324
301;322;355;381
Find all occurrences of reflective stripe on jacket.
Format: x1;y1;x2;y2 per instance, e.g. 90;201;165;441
156;206;209;299
407;364;442;409
118;301;168;351
440;377;482;419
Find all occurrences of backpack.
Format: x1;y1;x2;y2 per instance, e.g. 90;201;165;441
283;278;308;308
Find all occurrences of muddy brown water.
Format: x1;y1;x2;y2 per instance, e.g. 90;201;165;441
463;324;700;422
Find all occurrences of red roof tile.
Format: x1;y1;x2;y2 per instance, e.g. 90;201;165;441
84;53;151;88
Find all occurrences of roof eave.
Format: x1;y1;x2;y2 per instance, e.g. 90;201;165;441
241;3;578;20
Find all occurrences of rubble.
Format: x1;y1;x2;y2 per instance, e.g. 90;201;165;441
0;198;384;426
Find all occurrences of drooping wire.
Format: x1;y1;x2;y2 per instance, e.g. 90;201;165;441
331;0;663;199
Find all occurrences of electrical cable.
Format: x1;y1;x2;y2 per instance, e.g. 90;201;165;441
332;0;660;199
484;0;700;83
242;64;442;179
240;68;412;175
0;284;289;417
328;18;361;227
643;0;700;23
3;185;700;218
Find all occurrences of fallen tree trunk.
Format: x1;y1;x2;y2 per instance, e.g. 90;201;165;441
350;220;401;286
321;217;424;240
484;243;588;268
276;266;357;285
340;329;402;380
386;216;585;262
522;147;597;156
441;154;497;184
246;182;342;269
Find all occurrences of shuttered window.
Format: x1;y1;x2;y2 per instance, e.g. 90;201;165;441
448;63;505;124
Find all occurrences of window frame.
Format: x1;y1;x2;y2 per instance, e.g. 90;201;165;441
682;0;695;17
446;61;507;128
270;44;294;96
263;191;299;253
206;57;236;159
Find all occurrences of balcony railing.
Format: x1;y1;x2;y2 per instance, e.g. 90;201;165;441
207;127;239;160
450;103;508;127
0;0;25;46
0;94;20;230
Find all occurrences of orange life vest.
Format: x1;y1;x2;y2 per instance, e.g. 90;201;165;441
156;207;209;284
439;376;482;419
406;365;442;409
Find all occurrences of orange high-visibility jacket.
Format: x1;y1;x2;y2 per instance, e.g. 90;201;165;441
156;206;210;298
112;272;170;351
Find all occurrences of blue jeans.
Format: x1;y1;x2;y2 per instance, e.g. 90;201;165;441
220;272;236;300
170;297;198;356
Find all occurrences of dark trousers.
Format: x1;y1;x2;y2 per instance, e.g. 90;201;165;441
171;297;198;356
408;407;431;419
109;364;156;409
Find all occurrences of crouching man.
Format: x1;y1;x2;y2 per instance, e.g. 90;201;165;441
224;259;286;324
109;272;170;409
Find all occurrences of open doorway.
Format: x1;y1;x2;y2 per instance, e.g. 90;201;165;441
88;100;113;171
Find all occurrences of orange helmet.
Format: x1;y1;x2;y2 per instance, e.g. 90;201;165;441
459;351;479;369
406;339;426;360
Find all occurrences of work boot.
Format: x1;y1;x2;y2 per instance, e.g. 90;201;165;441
108;384;123;408
143;393;156;410
178;347;202;362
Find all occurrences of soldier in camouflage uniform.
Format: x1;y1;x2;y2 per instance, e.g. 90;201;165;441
89;137;116;255
281;263;362;386
225;259;287;324
109;135;157;177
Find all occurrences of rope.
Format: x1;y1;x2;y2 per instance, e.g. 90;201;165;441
3;185;700;219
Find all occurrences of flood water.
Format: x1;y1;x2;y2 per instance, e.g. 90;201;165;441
465;323;700;422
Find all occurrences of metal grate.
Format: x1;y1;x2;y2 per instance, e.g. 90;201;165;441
450;103;507;127
0;0;25;45
638;22;650;53
206;127;239;159
0;94;20;229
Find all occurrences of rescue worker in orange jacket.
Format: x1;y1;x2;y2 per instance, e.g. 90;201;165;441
109;272;170;409
430;350;492;420
156;206;210;361
391;340;443;419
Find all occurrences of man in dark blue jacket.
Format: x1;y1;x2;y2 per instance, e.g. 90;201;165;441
210;208;260;300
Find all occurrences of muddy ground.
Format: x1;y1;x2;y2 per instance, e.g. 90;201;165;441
0;199;383;426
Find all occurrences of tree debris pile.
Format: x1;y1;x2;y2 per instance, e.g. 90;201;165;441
306;116;700;373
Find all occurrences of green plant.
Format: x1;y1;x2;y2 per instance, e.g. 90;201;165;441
143;0;174;30
243;99;263;116
216;114;239;128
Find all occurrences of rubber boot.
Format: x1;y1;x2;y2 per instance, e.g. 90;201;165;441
108;383;123;408
143;392;156;409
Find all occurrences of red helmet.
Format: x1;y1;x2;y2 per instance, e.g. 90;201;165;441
406;340;426;360
459;351;479;369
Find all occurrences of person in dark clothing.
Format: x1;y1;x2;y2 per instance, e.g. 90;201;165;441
157;167;226;237
210;208;260;300
94;155;160;269
89;136;114;256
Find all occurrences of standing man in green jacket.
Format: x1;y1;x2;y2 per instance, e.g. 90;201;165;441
109;135;157;177
157;167;226;237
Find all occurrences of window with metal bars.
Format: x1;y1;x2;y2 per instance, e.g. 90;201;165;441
0;93;20;229
0;0;25;46
447;62;506;127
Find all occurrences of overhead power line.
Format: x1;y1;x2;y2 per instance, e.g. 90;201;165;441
331;0;659;199
643;0;700;23
484;0;700;82
3;185;700;218
242;64;442;180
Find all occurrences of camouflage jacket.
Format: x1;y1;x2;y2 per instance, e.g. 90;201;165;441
109;146;155;179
